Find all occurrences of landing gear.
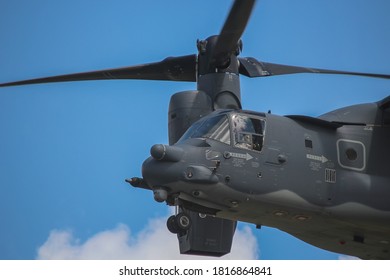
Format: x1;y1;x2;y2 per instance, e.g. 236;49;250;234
166;212;192;234
167;215;179;234
176;212;192;230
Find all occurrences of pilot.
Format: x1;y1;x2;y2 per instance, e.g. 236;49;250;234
235;133;252;150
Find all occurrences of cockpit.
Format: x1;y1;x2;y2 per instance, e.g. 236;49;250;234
179;110;266;152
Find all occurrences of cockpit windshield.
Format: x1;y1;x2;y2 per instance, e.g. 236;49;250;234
179;112;266;151
179;114;231;144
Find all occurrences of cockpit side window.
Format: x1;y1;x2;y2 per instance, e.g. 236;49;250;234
232;114;265;151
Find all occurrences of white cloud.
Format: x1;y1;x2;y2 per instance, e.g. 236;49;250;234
338;255;360;260
37;216;259;260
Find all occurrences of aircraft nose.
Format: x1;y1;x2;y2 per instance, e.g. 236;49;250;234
150;144;184;162
142;143;220;200
142;144;185;190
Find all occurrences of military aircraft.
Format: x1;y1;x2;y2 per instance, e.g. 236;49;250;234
1;0;390;259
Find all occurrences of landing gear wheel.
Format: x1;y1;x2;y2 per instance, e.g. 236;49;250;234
166;213;192;234
167;215;180;234
176;212;192;231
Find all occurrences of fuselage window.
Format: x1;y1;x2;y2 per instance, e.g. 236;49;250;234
231;114;265;151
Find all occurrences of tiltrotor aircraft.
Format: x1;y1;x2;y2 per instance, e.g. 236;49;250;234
1;0;390;259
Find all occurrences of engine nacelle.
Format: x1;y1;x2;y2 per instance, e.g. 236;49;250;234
168;90;212;145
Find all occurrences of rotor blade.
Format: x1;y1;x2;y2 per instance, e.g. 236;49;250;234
239;57;390;79
213;0;256;67
0;55;197;87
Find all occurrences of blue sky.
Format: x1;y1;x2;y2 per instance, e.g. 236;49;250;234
1;0;390;260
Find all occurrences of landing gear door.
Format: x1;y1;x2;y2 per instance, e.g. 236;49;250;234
178;210;236;257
